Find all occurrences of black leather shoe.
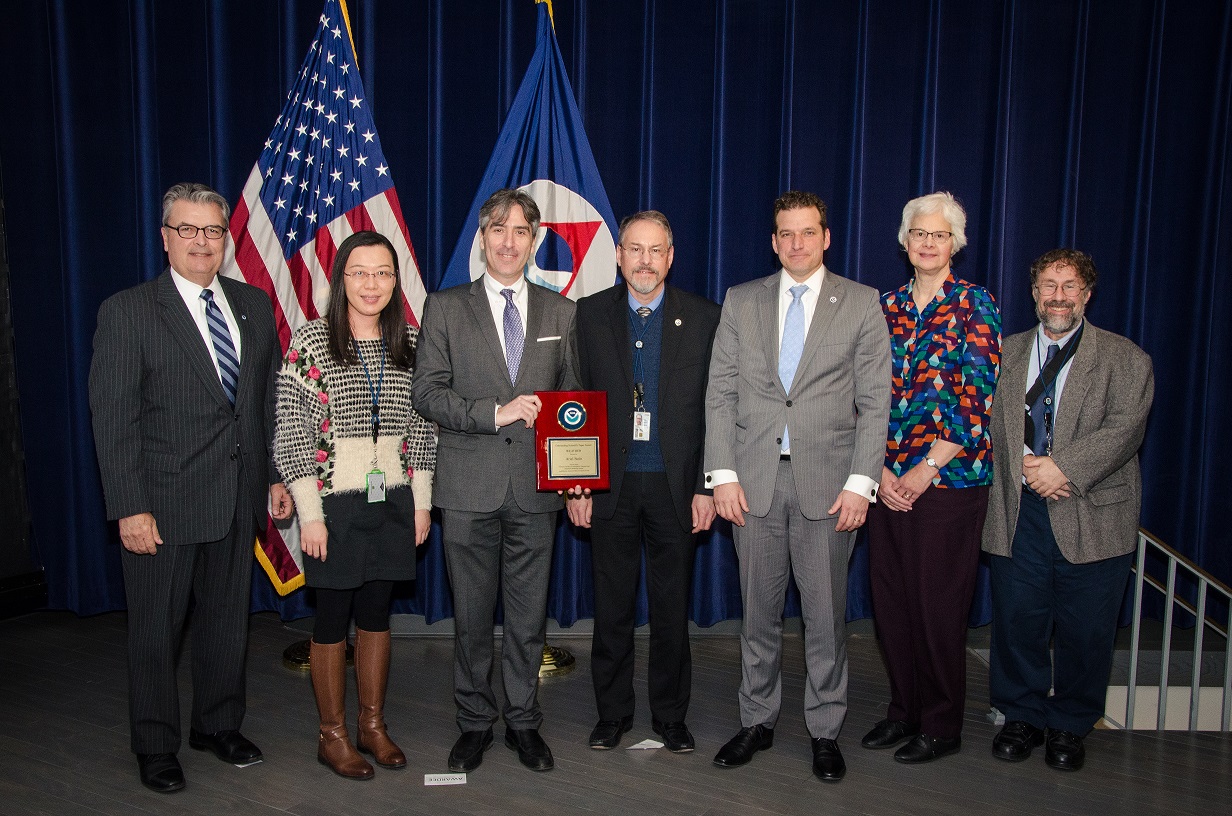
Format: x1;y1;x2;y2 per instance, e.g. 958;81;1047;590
188;729;262;764
713;725;773;768
893;733;961;764
589;716;633;749
652;719;695;753
811;738;846;782
1044;729;1085;771
137;753;185;793
447;728;493;772
505;728;554;771
860;719;919;749
992;720;1045;762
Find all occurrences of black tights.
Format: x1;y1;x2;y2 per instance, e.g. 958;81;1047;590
312;580;394;644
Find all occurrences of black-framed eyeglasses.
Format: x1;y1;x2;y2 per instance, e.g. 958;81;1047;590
164;223;227;240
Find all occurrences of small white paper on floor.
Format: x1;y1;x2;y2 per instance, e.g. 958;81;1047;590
626;738;663;750
233;759;263;768
425;773;468;785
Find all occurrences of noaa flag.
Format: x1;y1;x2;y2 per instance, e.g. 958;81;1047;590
441;0;617;299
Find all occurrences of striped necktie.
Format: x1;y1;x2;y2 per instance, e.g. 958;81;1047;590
501;288;524;382
200;289;239;406
778;284;807;452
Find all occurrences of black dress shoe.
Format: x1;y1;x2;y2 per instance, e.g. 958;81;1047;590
188;729;262;764
860;719;920;749
505;728;554;771
992;720;1045;762
652;719;695;753
713;725;773;768
447;727;493;772
811;738;846;782
893;733;961;764
589;716;633;749
137;753;185;793
1044;729;1085;771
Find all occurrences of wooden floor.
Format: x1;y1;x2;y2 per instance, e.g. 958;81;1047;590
1;611;1229;815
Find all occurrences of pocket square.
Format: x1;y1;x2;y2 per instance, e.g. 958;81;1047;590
536;336;561;342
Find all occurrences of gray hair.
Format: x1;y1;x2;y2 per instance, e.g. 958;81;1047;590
618;210;673;247
897;191;967;252
161;182;230;225
478;188;541;235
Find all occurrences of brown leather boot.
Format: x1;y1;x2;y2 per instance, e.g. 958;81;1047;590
310;640;374;780
354;628;406;769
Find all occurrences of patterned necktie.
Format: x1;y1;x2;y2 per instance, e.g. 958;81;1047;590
636;306;652;325
1029;343;1060;455
200;289;239;406
778;284;807;452
501;288;524;382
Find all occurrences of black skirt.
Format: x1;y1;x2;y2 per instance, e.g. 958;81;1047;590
306;486;417;590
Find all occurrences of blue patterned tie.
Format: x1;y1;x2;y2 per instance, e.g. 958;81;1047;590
200;289;239;406
778;284;807;453
1029;343;1060;455
501;288;524;382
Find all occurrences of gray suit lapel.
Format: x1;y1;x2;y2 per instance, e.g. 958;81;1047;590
1054;322;1095;443
156;273;230;406
1001;331;1033;455
467;278;510;384
793;272;843;385
758;276;784;396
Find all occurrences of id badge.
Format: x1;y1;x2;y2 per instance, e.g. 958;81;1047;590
366;470;386;503
632;411;652;441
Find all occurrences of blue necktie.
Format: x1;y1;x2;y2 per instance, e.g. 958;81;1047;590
501;288;524;382
778;284;807;453
200;289;239;406
1029;343;1059;455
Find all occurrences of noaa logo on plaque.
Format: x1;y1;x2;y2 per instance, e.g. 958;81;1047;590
557;401;587;432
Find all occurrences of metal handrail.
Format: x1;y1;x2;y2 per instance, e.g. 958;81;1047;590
1126;528;1232;731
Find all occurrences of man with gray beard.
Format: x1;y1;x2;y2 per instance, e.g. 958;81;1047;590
982;248;1154;772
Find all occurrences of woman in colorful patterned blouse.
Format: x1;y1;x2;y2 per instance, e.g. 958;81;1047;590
860;192;1001;764
275;231;436;780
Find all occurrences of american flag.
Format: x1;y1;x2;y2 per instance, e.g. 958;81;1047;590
222;0;425;594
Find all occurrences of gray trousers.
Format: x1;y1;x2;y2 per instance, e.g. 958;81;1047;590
441;488;555;732
733;460;854;740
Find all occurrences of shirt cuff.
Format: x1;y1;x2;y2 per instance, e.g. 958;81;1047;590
705;468;738;488
844;473;879;503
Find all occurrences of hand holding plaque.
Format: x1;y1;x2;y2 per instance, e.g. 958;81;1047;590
535;390;610;491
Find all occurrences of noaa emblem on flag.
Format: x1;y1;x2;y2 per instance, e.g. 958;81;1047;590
467;179;617;302
557;401;587;432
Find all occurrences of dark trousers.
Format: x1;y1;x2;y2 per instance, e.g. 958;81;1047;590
441;487;555;731
590;471;696;723
868;484;988;739
989;488;1133;735
120;514;254;754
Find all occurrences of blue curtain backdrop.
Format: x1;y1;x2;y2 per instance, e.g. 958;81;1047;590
1;1;1228;627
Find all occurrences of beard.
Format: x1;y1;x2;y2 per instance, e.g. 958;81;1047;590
628;266;662;295
1036;298;1085;336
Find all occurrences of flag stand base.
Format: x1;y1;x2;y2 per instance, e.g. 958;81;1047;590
282;638;354;671
540;642;575;677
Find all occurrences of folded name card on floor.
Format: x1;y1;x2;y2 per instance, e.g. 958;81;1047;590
626;739;663;750
424;773;467;785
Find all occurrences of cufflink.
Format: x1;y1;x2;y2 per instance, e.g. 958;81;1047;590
705;475;712;483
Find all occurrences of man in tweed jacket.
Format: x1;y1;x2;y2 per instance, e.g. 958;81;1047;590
89;183;291;793
983;248;1154;773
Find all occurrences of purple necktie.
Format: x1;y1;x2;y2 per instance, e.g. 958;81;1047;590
501;288;524;382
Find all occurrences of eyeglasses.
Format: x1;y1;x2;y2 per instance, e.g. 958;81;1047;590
1034;281;1086;296
342;269;395;280
906;229;952;243
164;223;227;240
621;244;668;259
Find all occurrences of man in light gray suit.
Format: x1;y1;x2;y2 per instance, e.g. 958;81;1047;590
984;249;1153;772
705;191;891;782
413;188;577;773
89;183;293;793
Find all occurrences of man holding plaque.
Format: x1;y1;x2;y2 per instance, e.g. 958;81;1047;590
566;211;720;753
704;191;891;782
412;188;578;774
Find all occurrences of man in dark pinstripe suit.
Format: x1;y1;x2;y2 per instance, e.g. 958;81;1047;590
89;183;292;793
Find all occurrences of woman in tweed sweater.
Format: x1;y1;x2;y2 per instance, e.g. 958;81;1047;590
275;231;436;780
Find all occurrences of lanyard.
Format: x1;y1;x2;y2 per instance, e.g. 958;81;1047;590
629;308;656;410
352;337;386;446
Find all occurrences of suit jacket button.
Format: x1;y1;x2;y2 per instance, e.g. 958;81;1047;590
776;437;782;445
505;438;512;445
230;453;237;460
785;399;793;407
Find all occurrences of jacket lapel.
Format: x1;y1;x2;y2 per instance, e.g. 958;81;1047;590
467;277;510;384
792;270;842;386
608;286;635;405
758;275;784;396
218;276;257;404
657;286;684;410
1000;330;1033;456
1053;321;1095;444
156;272;230;406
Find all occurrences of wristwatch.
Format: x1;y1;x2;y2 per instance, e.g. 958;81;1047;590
925;456;939;469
